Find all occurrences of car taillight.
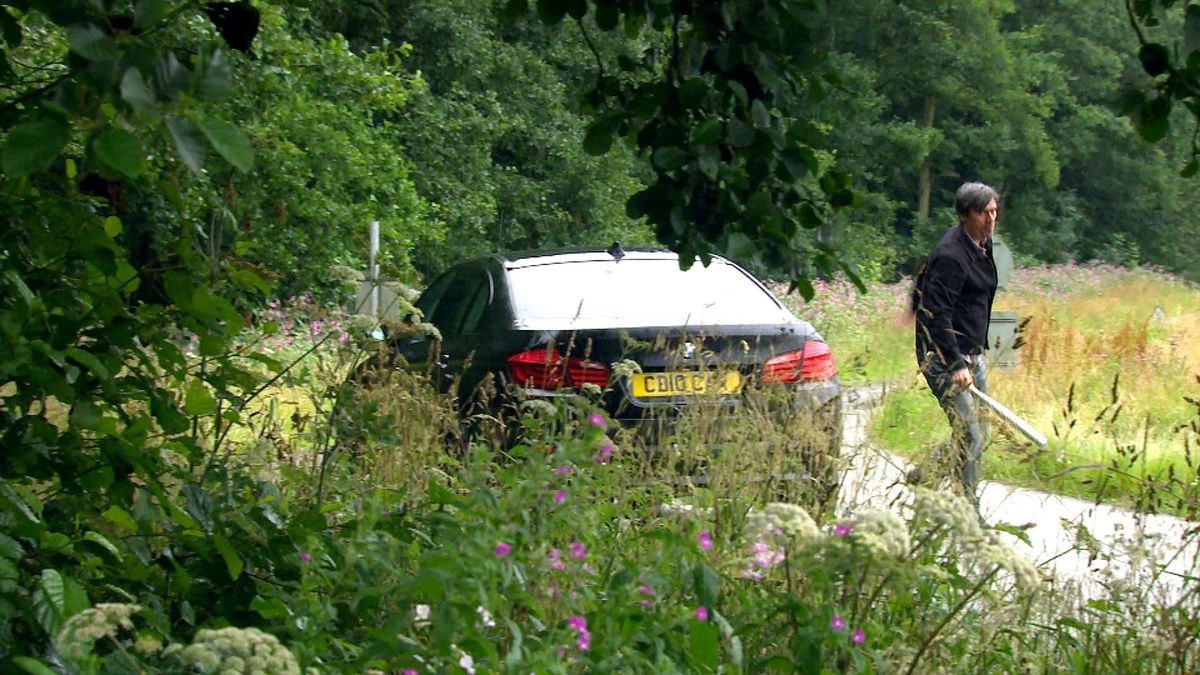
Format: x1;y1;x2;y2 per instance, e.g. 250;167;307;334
507;348;610;390
761;341;837;384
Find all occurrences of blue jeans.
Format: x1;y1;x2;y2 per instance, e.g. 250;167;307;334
921;354;989;505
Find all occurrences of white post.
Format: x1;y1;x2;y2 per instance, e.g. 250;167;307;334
369;220;380;318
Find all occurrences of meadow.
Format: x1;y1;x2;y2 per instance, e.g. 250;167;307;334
9;266;1200;673
778;263;1200;517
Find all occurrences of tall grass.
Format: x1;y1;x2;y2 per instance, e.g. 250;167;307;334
866;263;1200;514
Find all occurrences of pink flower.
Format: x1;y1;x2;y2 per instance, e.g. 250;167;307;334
641;600;654;610
567;615;587;631
830;614;846;632
834;523;852;538
694;606;708;621
548;548;566;571
638;585;655;596
593;442;614;464
310;320;325;335
555;464;575;477
494;542;512;558
554;489;567;504
402;669;418;675
577;628;591;651
569;540;588;560
698;530;713;552
853;628;866;644
567;616;590;651
588;413;606;428
298;550;311;563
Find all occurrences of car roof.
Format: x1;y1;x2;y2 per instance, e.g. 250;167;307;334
494;248;729;270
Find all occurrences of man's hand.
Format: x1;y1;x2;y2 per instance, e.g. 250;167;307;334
952;367;974;390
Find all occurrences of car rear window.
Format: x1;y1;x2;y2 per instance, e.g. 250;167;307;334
506;258;789;329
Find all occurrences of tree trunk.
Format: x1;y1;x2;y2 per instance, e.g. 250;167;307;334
917;96;937;220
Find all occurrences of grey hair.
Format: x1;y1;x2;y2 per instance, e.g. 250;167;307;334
954;182;999;218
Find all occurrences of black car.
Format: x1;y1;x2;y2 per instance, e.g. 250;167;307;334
386;247;842;463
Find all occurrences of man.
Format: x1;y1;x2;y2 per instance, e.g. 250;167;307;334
912;182;999;509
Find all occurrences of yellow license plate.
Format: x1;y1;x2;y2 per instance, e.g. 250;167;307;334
630;371;743;398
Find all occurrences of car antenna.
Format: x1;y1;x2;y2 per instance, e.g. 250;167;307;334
607;241;625;261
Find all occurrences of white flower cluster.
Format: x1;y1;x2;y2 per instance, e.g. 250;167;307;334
851;509;911;559
910;487;1041;593
170;626;300;674
976;531;1041;593
56;603;142;661
746;502;821;545
911;487;984;540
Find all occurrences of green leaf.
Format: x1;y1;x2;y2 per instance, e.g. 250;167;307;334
65;347;110;380
1138;43;1170;77
757;655;795;672
103;506;138;533
194;48;232;100
750;100;772;129
1187;5;1200;59
689;617;719;670
12;657;58;675
212;534;244;580
0;7;21;47
68;23;115;61
103;216;123;238
184;379;216;416
33;569;66;637
1133;96;1171;143
166;116;206;173
583;122;613;156
2;119;69;176
94;127;144;178
0;532;25;559
728;120;755;148
1182;157;1199;178
1;483;40;523
692;119;723;145
595;3;619;30
692;563;720;607
251;595;290;620
196;116;254;172
83;531;123;561
120;68;158;117
134;0;169;28
652;146;688;171
536;0;566;25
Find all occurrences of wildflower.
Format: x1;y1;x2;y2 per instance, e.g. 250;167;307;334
554;489;567;504
834;523;852;538
403;669;419;675
299;550;311;563
476;606;496;628
175;626;300;674
912;487;984;541
588;413;606;428
548;548;566;571
853;628;866;644
638;585;655;596
746;503;820;546
567;616;590;651
413;604;431;621
751;540;784;570
555;464;575;477
494;542;512;558
593;442;614;464
698;530;713;552
311;320;325;335
569;540;588;560
975;531;1041;593
830;615;846;632
641;600;654;610
694;606;708;622
56;603;143;662
851;509;911;559
458;651;475;674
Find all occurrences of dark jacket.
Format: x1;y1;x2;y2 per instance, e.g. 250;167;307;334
914;225;997;371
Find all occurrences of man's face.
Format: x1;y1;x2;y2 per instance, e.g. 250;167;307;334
961;198;998;243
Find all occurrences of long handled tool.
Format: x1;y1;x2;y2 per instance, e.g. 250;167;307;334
969;385;1048;449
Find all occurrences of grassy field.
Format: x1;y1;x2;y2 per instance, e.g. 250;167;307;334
787;264;1200;515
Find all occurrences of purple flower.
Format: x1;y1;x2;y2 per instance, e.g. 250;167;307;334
299;550;311;563
698;530;713;552
567;615;587;631
834;523;852;538
554;489;567;504
310;320;325;335
577;628;591;651
588;413;606;429
555;464;575;477
569;540;588;560
494;542;512;558
402;669;418;675
853;628;866;644
638;585;655;597
593;442;614;464
641;600;654;610
830;614;846;632
567;616;590;651
694;606;709;621
548;548;566;571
